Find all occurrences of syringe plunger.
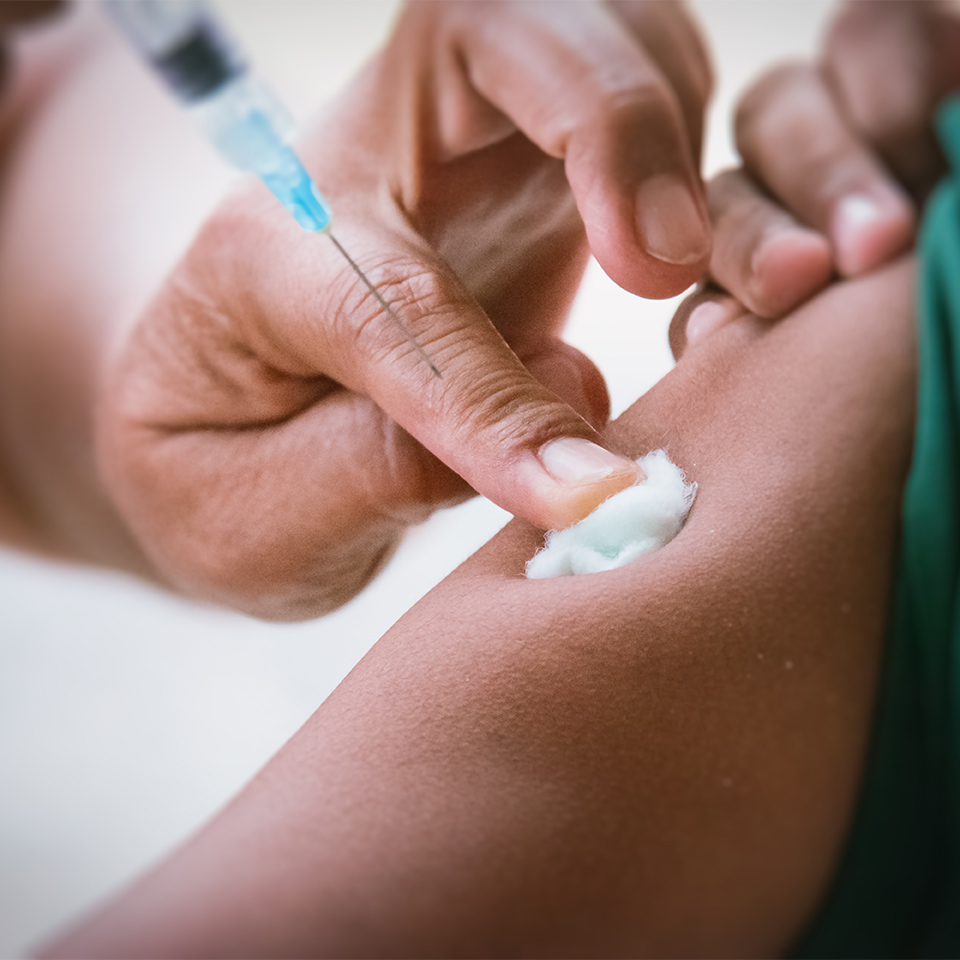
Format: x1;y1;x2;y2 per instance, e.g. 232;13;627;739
104;0;331;232
103;0;438;374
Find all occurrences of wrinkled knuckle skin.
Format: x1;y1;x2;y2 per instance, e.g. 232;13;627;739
447;366;537;437
441;367;582;455
334;256;463;368
376;275;568;443
97;420;403;623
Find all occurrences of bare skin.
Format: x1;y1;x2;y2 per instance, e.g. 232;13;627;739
42;253;917;958
708;0;960;319
0;6;942;952
1;1;948;620
0;2;720;616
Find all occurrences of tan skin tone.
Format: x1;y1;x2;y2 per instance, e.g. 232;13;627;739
44;258;917;957
95;0;723;620
707;0;960;320
0;1;954;954
3;1;719;619
4;1;954;620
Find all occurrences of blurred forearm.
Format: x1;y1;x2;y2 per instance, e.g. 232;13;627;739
0;5;229;571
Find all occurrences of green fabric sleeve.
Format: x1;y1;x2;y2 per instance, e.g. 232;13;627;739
796;94;960;958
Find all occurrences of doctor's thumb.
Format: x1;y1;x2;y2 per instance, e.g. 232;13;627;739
330;257;643;532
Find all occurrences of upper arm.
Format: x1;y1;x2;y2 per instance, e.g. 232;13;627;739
47;258;917;958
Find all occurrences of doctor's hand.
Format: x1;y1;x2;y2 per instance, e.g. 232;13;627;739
704;0;959;320
97;0;713;620
0;1;62;93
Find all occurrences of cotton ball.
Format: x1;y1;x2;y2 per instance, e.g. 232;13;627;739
526;449;696;579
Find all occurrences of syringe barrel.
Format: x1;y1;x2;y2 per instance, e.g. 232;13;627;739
105;0;331;233
193;76;332;231
104;0;244;103
191;75;297;169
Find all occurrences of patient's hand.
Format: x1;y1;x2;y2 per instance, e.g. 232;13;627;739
95;1;715;619
707;0;959;319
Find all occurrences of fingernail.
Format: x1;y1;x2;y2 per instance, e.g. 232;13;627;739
749;227;832;317
685;301;731;346
636;174;711;266
832;192;913;276
535;438;644;529
539;437;641;486
833;194;884;256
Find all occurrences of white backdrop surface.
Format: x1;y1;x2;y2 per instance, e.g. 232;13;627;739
0;2;831;954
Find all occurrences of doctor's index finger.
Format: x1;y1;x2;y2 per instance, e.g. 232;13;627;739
353;246;646;529
223;214;643;533
331;241;644;531
440;0;711;299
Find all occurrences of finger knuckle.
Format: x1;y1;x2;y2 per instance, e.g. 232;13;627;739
548;60;682;161
333;255;464;370
451;367;535;436
440;364;575;452
569;84;685;174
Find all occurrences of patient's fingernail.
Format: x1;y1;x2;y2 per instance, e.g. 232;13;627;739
539;438;640;486
686;301;730;345
833;195;883;268
832;191;914;276
749;227;832;317
636;175;711;266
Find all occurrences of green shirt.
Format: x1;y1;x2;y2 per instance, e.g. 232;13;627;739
797;95;960;958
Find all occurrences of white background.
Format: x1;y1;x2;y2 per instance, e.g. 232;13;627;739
0;1;832;954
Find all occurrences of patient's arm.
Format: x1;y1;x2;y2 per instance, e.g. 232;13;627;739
44;256;917;958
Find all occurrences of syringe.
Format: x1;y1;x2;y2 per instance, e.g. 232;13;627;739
104;0;441;378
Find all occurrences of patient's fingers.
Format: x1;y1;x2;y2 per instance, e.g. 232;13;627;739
668;288;747;360
707;169;832;318
822;0;955;201
447;0;711;298
736;63;915;278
